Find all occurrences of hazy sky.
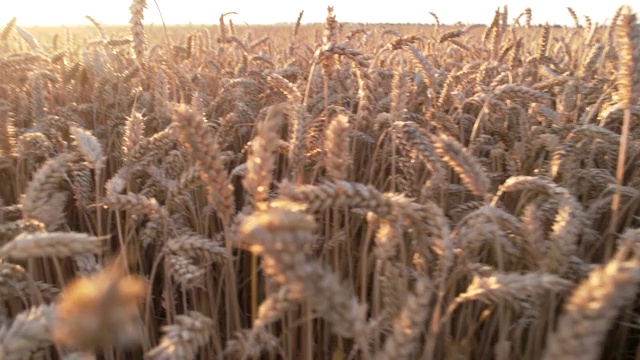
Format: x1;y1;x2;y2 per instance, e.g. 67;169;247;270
1;1;633;27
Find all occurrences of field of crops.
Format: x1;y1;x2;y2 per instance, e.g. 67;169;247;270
0;2;639;359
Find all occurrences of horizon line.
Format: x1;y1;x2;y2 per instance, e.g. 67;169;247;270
15;21;595;28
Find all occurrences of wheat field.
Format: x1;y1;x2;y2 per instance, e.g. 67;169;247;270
0;2;639;359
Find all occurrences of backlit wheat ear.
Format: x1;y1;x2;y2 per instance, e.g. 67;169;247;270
225;327;279;359
543;242;640;360
146;311;214;360
102;193;166;219
482;9;500;44
0;261;60;300
537;23;550;59
218;12;237;43
0;218;45;242
0;17;16;41
452;205;537;269
129;0;147;60
489;8;504;61
288;105;312;180
224;283;298;357
445;272;572;317
438;30;465;43
430;132;491;198
493;84;551;104
21;153;74;230
172;104;235;228
492;176;585;274
0;232;104;259
579;44;604;78
615;6;639;107
70;126;104;170
21;153;72;208
611;7;639;231
267;74;302;104
544;193;585;274
252;284;299;329
14;26;40;50
239;207;370;355
429;12;440;35
373;219;402;260
524;8;532;27
169;102;243;333
122;110;146;163
278;180;395;218
128;124;178;167
53;259;148;351
406;45;436;90
376;275;432;359
567;7;580;28
293;10;304;38
85;15;106;40
377;259;409;323
166;254;206;287
164;234;230;264
0;304;55;360
243;105;284;203
324;111;351;180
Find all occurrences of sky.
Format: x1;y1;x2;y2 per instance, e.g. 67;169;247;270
0;1;634;27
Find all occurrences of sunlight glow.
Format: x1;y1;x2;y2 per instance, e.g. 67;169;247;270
1;1;633;27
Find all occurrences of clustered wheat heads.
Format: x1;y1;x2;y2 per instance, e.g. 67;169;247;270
0;4;639;360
